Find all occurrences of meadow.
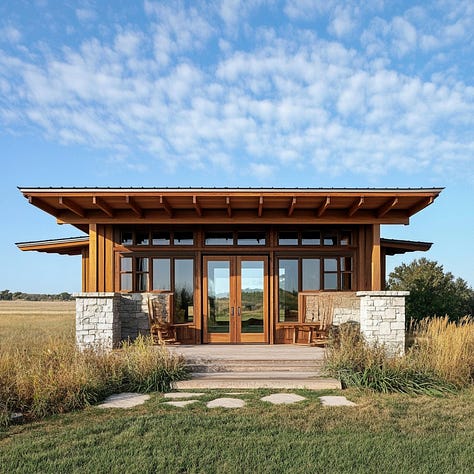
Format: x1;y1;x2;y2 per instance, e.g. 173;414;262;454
0;301;473;473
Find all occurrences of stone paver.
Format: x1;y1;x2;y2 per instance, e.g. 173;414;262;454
260;393;306;405
206;397;246;408
319;396;356;407
164;400;199;408
97;393;150;409
163;392;205;399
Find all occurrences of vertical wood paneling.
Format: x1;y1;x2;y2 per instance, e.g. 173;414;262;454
371;224;381;291
88;224;98;291
105;225;114;292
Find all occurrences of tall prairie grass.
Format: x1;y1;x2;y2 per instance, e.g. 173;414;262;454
0;333;187;427
325;316;474;394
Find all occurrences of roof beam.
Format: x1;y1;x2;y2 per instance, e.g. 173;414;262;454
226;197;232;217
288;197;297;217
407;196;434;217
92;196;114;218
59;197;85;218
258;196;264;217
125;196;143;218
160;195;173;218
193;195;202;217
348;196;364;217
28;196;58;217
316;196;331;217
377;197;398;218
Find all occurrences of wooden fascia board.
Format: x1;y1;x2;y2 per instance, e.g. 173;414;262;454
27;196;59;217
92;196;114;217
316;197;331;217
288;197;297;217
17;241;88;254
407;196;434;217
193;195;202;217
160;195;173;217
377;197;398;218
226;197;232;217
348;196;364;217
59;197;86;218
125;196;143;218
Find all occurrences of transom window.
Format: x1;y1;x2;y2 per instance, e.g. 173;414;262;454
204;231;266;246
278;256;353;322
278;229;352;246
120;230;194;247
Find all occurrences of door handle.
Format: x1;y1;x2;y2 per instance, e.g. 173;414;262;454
237;307;241;316
231;307;234;317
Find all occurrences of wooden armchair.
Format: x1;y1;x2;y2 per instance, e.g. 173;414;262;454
147;294;179;345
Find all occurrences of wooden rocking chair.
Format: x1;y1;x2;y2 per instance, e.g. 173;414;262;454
147;295;179;345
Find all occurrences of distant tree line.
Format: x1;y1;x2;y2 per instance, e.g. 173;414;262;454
0;290;73;301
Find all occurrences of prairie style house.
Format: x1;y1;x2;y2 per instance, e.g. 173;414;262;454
17;187;441;352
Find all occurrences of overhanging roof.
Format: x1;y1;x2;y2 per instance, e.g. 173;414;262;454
19;187;442;226
380;238;432;256
16;236;88;255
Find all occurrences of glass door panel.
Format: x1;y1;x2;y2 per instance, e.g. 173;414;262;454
207;260;230;334
240;260;264;334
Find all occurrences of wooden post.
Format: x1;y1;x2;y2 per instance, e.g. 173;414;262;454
88;224;98;292
371;224;382;291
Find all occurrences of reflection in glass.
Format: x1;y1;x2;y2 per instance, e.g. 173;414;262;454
237;232;266;246
121;232;133;246
120;273;132;291
152;232;170;245
174;232;193;245
208;261;230;333
324;258;338;272
302;231;321;245
136;258;148;272
152;258;170;290
241;261;264;333
278;232;298;245
323;234;337;246
137;273;148;291
174;259;194;323
324;273;338;290
205;232;233;245
136;231;149;246
302;258;320;290
279;259;298;322
121;257;132;272
340;231;352;246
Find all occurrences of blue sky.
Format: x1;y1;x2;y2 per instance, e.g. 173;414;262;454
1;0;473;293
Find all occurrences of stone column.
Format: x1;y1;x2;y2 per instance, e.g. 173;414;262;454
356;291;409;355
74;292;121;350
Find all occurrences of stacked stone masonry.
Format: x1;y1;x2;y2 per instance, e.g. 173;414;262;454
75;291;408;354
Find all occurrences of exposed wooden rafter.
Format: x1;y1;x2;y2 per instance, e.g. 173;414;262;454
59;197;85;218
348;196;364;217
125;196;143;218
92;196;114;218
193;195;202;217
160;195;173;218
28;196;59;217
377;197;398;218
316;196;331;217
258;196;264;217
407;196;434;217
226;197;232;217
288;197;297;217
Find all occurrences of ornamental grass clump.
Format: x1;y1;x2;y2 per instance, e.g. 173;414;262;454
0;333;187;427
324;319;464;395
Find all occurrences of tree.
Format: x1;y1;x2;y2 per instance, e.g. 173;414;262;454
387;258;474;323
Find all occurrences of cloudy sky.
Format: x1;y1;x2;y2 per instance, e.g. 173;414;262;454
1;0;473;292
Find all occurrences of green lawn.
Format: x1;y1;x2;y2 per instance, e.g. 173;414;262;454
1;387;473;473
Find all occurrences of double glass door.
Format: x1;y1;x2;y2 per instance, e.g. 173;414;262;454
203;256;268;343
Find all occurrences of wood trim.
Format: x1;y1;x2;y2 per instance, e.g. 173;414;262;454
316;197;331;217
193;196;202;217
258;196;264;217
105;225;114;292
93;196;114;217
28;196;59;217
226;197;232;217
407;196;434;217
125;196;143;218
160;196;173;217
81;248;89;292
59;197;86;218
371;224;381;290
377;198;398;218
88;224;98;292
348;197;364;217
288;197;297;217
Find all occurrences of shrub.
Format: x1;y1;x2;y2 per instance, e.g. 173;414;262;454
324;318;472;395
0;334;187;427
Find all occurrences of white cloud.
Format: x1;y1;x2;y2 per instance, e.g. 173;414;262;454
75;8;96;22
0;26;22;44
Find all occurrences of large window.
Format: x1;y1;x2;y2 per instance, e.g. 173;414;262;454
278;256;354;322
119;256;194;323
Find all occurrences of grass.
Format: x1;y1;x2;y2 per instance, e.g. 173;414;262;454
0;301;187;426
325;317;474;394
0;387;473;473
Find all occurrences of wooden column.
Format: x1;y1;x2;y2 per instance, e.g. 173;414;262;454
88;224;98;291
88;224;114;292
81;248;89;292
371;224;382;291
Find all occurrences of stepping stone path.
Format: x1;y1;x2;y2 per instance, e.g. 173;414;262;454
164;400;200;408
163;392;205;399
206;398;246;408
260;393;306;405
319;396;356;407
97;393;150;409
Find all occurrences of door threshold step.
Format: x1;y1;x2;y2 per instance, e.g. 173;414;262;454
188;371;323;379
174;376;341;390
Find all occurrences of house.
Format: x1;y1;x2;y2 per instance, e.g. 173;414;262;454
17;187;441;353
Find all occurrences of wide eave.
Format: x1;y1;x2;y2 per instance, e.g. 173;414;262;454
19;187;443;226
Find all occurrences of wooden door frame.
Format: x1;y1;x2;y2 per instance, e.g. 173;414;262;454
202;255;269;344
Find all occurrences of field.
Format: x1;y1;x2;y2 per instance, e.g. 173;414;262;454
0;301;473;473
